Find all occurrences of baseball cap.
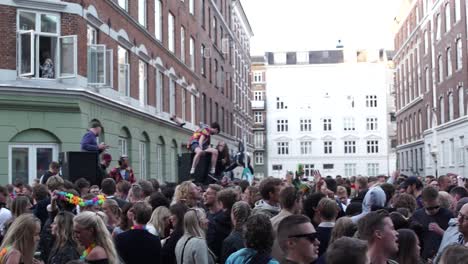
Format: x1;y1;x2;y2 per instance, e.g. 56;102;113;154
402;176;423;189
102;153;112;162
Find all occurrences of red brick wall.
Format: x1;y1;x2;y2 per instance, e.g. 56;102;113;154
0;6;17;70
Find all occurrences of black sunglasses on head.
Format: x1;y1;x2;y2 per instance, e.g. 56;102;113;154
288;233;318;243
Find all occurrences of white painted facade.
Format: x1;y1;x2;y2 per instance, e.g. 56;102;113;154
266;53;395;178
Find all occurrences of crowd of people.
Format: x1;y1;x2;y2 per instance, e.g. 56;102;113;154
1;168;468;264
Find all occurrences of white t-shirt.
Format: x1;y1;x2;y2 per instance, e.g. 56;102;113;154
0;208;12;235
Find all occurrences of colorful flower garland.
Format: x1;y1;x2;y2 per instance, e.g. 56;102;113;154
55;191;106;207
80;243;96;260
0;246;11;261
130;225;147;231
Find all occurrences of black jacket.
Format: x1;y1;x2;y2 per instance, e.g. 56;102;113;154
115;229;162;264
161;227;184;264
316;226;333;257
221;230;245;264
207;210;232;260
47;240;80;264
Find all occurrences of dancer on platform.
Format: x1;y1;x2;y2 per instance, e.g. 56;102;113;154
188;122;220;180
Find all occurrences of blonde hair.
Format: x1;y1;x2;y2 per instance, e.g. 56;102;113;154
11;196;31;218
73;211;119;264
148;206;171;238
0;214;40;264
53;211;77;250
183;208;206;238
329;216;357;244
172;181;196;207
103;199;121;220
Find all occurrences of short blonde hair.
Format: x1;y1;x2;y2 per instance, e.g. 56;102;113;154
336;186;347;196
148;206;171;238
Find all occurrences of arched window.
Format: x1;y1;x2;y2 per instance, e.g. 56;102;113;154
459;87;465;117
438;55;443;82
448;92;454;121
445;3;451;32
156;136;166;181
456;39;463;70
426;105;432;129
440;97;446;124
446;48;452;76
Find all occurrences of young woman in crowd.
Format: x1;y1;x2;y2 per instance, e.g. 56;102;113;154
147;206;171;238
48;211;79;264
0;214;42;264
242;186;259;208
112;202;133;238
162;203;188;264
73;211;119;264
394;229;422;264
102;199;121;233
221;201;251;264
175;207;215;264
328;216;357;244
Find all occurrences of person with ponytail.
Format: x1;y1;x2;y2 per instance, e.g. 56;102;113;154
73;211;119;264
48;211;79;264
220;201;251;264
0;213;42;264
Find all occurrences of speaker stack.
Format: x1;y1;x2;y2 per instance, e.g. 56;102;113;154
178;152;215;185
59;151;99;186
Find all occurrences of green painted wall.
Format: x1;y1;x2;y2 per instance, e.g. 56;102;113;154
0;93;191;184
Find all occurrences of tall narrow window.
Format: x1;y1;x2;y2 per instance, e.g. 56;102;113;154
323;118;332;131
201;0;206;28
156;70;163;112
367;140;379;154
155;0;162;41
190;37;195;71
189;0;195;15
448;93;454;121
300;119;312;132
424;30;428;54
118;46;129;96
445;3;451;32
426;105;432;129
459;87;465;117
138;60;147;106
324;141;333;154
118;0;127;10
168;13;175;53
447;48;452;76
344;141;356;154
456;39;463;70
425;67;430;93
213;17;217;45
438;55;443;82
277;142;289;155
139;142;147;179
366;95;378;107
455;0;461;22
170;79;176;115
300;141;312;155
436;14;441;40
201;44;206;76
366;117;378;131
138;0;146;27
180;26;186;63
440;97;446;124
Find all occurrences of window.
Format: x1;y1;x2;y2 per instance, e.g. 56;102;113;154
438;55;443;82
253;71;263;83
118;138;128;156
343;117;355;131
17;11;77;79
445;3;451;32
300;141;312;155
274;53;287;64
201;0;206;28
323;164;334;170
344;164;357;177
324;141;333;154
436;14;441;40
297;52;309;64
277;142;289;155
139;142;147;179
87;25;97;45
427;105;432;129
367;163;379;176
168;13;175;52
255;152;264;165
366;117;378;131
276;97;287;109
366;95;378;107
459;136;465;164
138;60;147;106
169;79;176;115
118;46;130;96
440;97;446;124
9;144;58;184
303;164;315;177
156;70;164;112
191;95;196;124
155;0;162;41
254;112;263;123
190;37;195;70
459;87;465;117
201;44;206;76
367;140;379;154
447;48;452;76
450;138;455;165
201;93;206;123
254;91;264;101
300;119;312;132
189;0;195;15
182;89;186;121
138;0;146;27
254;132;264;148
344;141;356;154
272;164;283;171
425;67;430;93
455;0;461;22
118;0;127;10
424;31;428;54
180;27;186;63
441;140;447;166
87;33;113;87
277;119;288;132
212;17;217;45
323;118;332;131
456;39;463;70
448;93;454;121
419;111;423;134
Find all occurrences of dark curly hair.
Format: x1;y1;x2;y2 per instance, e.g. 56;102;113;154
244;214;274;255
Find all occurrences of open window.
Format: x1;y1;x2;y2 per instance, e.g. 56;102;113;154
87;44;113;86
18;30;34;77
58;35;77;78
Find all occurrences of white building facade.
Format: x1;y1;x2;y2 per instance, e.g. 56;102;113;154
265;50;396;178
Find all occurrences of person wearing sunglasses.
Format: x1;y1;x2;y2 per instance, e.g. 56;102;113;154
277;215;320;264
410;186;454;261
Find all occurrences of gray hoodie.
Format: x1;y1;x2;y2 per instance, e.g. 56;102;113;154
252;200;280;218
351;186;387;223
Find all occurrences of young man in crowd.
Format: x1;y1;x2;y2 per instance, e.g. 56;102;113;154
458;203;468;247
277;214;320;264
438;175;452;192
128;183;145;203
402;176;424;209
411;186;454;261
252;177;282;218
315;198;339;257
115;201;161;264
101;178;127;208
188;122;220;179
326;237;368;264
109;155;135;184
358;210;399;264
98;153;112;183
39;161;60;184
116;180;131;201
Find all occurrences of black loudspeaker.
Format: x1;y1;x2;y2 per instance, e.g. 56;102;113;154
178;153;213;184
59;151;99;186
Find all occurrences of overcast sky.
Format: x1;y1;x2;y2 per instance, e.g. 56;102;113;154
242;0;402;55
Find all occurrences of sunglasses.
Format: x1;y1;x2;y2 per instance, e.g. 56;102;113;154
426;205;440;211
288;233;318;243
